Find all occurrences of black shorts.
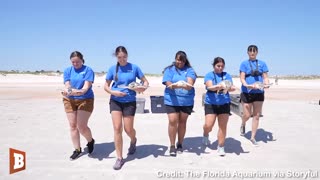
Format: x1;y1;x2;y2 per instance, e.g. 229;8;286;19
109;99;136;116
165;105;194;115
240;93;264;103
204;103;230;115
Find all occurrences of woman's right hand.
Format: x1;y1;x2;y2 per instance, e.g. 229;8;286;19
111;91;127;97
247;83;260;90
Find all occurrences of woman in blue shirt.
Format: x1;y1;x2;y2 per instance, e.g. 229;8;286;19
239;45;270;146
162;51;197;157
104;46;149;170
202;57;236;156
62;51;95;160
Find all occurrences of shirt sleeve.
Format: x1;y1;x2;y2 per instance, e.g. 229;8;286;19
106;66;114;81
239;61;247;73
186;68;197;80
262;61;269;73
135;65;144;79
204;72;212;84
84;67;95;83
162;68;173;85
63;67;70;84
225;73;233;84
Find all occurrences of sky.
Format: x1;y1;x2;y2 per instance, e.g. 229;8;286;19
0;0;319;76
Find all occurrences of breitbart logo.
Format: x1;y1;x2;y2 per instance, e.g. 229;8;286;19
9;148;26;174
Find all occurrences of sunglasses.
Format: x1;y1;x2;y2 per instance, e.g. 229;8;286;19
248;49;257;53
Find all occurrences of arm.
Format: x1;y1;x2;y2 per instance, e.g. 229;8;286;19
262;72;270;88
163;68;179;89
69;81;92;96
228;85;237;92
206;80;223;91
104;80;126;97
240;72;256;89
141;76;149;87
62;81;92;96
61;81;72;96
182;77;195;90
166;81;179;90
133;76;149;93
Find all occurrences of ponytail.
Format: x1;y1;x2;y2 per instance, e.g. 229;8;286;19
115;62;120;81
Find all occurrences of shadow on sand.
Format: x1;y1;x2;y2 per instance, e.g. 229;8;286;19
244;128;277;143
125;144;168;162
183;136;249;155
82;142;115;161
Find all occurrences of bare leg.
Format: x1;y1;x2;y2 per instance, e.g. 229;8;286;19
203;114;217;137
112;111;123;159
241;102;252;125
177;112;189;145
66;112;80;149
123;116;136;143
77;110;93;142
251;101;263;140
217;114;229;147
168;113;179;146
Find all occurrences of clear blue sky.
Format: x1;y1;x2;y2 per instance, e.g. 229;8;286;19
1;0;319;76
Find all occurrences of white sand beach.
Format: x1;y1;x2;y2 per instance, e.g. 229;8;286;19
0;74;320;180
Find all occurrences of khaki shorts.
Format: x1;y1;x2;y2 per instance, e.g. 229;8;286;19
63;98;94;113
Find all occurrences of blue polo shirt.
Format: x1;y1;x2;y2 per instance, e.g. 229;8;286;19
63;65;95;99
106;62;144;103
162;65;197;106
204;72;233;105
240;59;269;93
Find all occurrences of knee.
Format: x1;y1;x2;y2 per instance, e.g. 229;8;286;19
218;125;227;132
179;120;187;127
242;112;251;119
77;124;89;134
203;124;213;132
124;126;134;135
253;115;260;120
169;120;178;127
113;126;123;135
69;123;78;131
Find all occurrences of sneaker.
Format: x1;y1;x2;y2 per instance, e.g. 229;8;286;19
217;146;226;156
240;124;245;136
128;138;137;155
70;148;82;160
113;158;125;170
176;143;183;154
169;145;177;157
86;138;95;154
202;136;210;146
250;139;259;147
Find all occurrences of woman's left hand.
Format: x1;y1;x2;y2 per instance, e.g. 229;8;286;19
131;86;148;93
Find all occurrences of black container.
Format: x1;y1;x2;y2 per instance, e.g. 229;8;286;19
150;96;166;113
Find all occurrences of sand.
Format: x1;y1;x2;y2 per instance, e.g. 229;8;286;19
0;74;320;180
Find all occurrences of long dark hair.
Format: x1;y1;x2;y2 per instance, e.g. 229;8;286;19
70;51;85;63
163;51;193;74
114;46;128;81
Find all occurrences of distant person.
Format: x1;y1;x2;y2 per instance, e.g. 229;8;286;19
202;57;236;156
104;46;149;170
239;45;270;146
162;51;197;156
62;51;95;160
275;75;279;85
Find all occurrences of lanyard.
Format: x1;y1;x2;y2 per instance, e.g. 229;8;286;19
213;72;224;84
249;60;259;73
